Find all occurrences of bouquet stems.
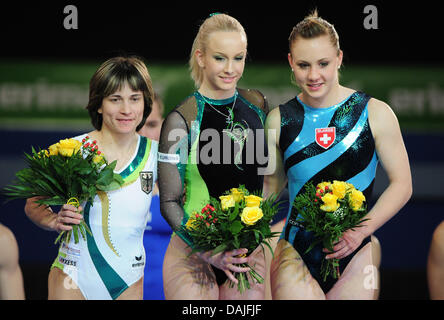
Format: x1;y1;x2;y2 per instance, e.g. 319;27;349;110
229;263;264;294
54;197;92;245
321;257;340;281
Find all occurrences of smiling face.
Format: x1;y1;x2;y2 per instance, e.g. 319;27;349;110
288;34;343;105
98;82;144;135
196;31;247;99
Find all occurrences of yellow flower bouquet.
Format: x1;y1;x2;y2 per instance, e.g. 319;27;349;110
3;136;124;244
292;180;369;281
182;185;280;294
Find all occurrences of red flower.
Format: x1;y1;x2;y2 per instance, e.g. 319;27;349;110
202;204;215;215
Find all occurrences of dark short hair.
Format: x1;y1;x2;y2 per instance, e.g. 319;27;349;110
86;56;154;131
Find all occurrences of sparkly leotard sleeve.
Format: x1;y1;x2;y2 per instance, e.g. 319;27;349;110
158;88;268;246
279;91;377;292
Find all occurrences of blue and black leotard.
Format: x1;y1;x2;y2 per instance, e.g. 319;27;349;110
279;91;378;293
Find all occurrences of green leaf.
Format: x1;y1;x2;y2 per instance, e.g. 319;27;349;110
97;181;121;191
229;208;238;222
79;223;86;241
37;170;65;195
107;160;118;171
73;225;79;243
75;162;94;175
211;243;227;256
262;240;275;258
54;231;65;245
229;220;243;235
233;234;240;248
96;168;114;185
254;229;260;243
37;196;66;206
113;173;124;185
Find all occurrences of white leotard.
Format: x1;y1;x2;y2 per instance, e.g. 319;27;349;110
52;134;158;300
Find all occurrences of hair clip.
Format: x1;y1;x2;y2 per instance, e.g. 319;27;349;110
209;12;221;17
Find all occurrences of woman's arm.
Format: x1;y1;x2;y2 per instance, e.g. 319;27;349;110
24;197;83;233
364;98;412;234
428;221;444;299
157;111;189;233
326;98;412;260
0;224;25;300
263;107;287;200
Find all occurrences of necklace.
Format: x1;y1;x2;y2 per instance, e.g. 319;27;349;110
199;91;238;127
199;91;250;170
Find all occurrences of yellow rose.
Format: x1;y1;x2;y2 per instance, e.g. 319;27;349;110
48;143;59;156
230;188;244;203
316;181;332;193
185;212;199;230
244;195;262;207
57;139;82;157
345;182;356;192
93;154;104;164
320;192;340;212
331;180;347;199
241;206;263;226
36;149;49;158
349;189;366;211
220;195;235;211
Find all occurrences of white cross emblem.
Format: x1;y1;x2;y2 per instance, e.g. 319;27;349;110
319;134;332;145
315;127;336;149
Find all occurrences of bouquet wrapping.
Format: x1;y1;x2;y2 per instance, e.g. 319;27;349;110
181;185;280;294
3;136;124;244
292;180;369;281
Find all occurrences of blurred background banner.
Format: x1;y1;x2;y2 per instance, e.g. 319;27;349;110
0;0;443;300
1;62;443;130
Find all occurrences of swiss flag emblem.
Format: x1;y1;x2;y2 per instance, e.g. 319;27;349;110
315;127;336;149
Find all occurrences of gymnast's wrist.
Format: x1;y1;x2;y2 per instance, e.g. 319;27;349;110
360;223;375;238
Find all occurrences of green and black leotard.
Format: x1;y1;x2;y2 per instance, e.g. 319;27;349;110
158;88;268;280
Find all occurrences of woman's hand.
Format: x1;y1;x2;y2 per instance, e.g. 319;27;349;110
197;248;250;284
323;227;368;260
54;204;83;233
